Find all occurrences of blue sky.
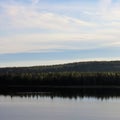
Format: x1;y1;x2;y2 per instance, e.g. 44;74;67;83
0;0;120;67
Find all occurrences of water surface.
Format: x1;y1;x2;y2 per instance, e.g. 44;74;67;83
0;92;120;120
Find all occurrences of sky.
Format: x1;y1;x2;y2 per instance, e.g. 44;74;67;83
0;0;120;67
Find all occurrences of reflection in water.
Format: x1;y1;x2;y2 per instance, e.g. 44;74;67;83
1;88;120;120
1;87;120;100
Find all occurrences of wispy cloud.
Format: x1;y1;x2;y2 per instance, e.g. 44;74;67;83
1;4;95;32
99;0;112;12
0;0;120;66
31;0;40;4
0;31;119;54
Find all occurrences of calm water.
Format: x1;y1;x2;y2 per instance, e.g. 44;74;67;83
0;92;120;120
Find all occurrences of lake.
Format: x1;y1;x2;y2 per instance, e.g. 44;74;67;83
0;91;120;120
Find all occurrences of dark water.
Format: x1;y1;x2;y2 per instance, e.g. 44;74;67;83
0;88;120;120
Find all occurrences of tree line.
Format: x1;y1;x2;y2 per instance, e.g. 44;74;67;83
0;72;120;87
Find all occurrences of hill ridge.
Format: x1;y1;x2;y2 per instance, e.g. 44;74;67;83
0;60;120;73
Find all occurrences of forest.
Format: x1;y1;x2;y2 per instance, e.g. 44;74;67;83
0;72;120;86
0;61;120;93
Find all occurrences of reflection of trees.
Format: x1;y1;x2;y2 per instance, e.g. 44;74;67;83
0;72;120;101
2;88;120;100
